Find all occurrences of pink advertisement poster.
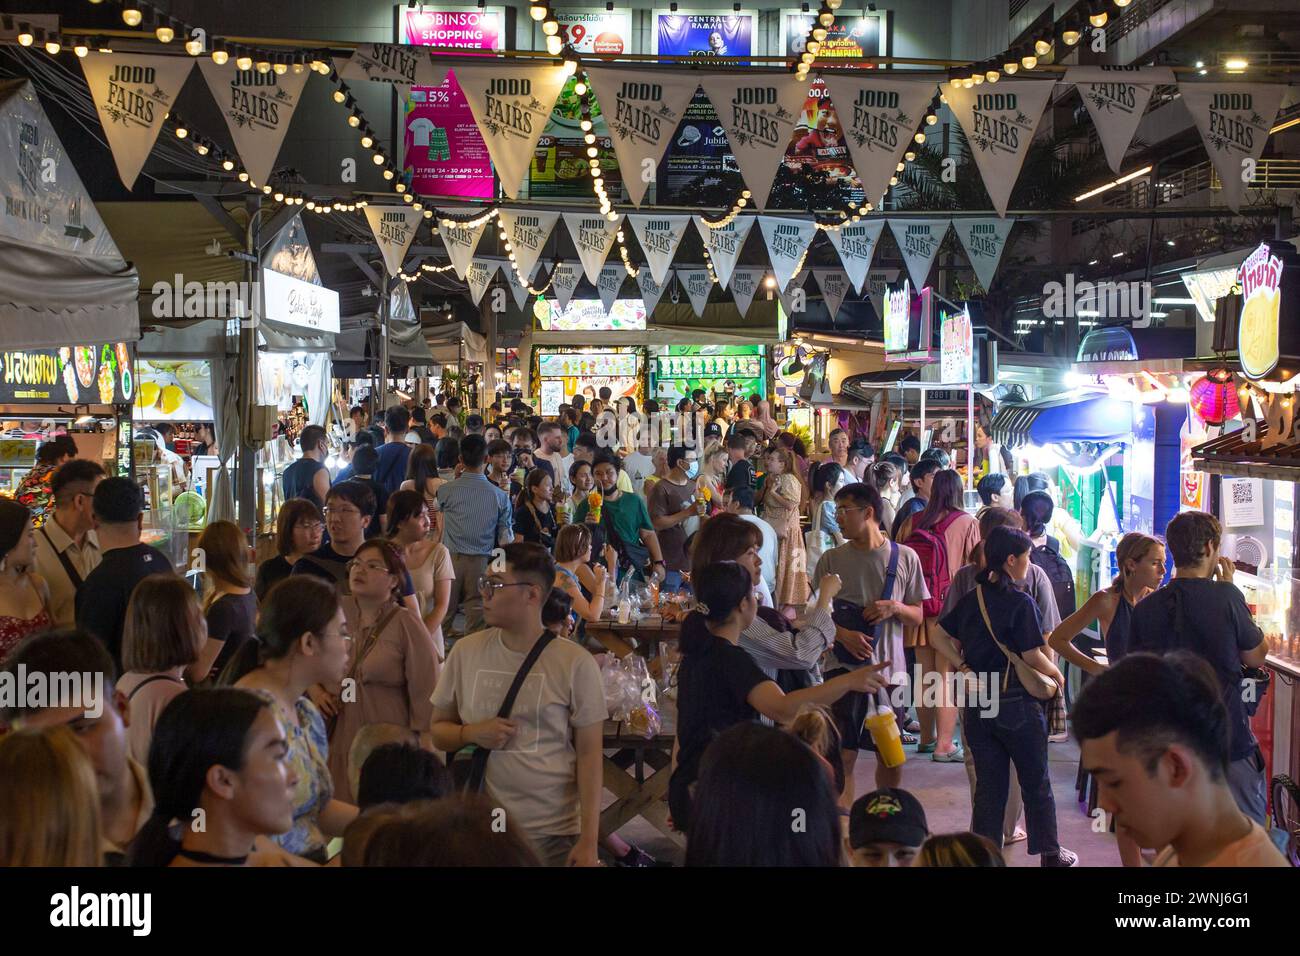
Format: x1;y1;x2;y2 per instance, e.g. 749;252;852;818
400;9;503;198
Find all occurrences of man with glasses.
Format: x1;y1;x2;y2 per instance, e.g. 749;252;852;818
814;482;928;806
437;434;515;639
431;543;606;867
33;459;105;627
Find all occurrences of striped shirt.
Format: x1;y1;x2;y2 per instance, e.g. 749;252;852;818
435;471;513;556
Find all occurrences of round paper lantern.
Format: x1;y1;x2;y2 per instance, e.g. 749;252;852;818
1189;373;1241;425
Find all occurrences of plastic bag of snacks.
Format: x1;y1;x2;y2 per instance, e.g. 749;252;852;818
621;656;661;739
600;654;642;722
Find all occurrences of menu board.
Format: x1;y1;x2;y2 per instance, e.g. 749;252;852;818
656;353;762;379
538;352;639;378
1;342;133;405
135;359;213;421
537;299;646;332
400;8;505;199
938;305;974;385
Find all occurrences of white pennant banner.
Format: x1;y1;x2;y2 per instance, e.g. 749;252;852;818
679;269;714;318
363;205;425;277
453;61;570;199
812;269;851;321
758;216;819;292
867;268;900;321
466;260;498;307
889;219;950;290
497;209;560;284
584;67;701;207
437;209;491;280
819;76;936;206
549;262;582;311
636;268;668;318
1179;83;1288;213
563;212;622;285
81;55;194;191
1066;66;1173;174
627;214;691;285
338;43;445;92
827;219;886;294
778;272;807;321
699;73;810;210
694;216;755;290
597;263;625;314
198;61;310;188
953;218;1015;291
503;261;540;311
730;268;764;319
944;80;1055;216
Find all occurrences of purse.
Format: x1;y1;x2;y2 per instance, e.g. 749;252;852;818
830;542;899;668
804;498;831;572
450;631;557;794
975;585;1060;702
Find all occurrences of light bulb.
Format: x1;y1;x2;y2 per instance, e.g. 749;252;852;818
586;146;599;158
383;169;395;180
1021;53;1037;70
44;40;61;55
1003;60;1018;74
801;51;815;65
74;43;90;57
274;62;288;75
156;26;175;43
986;70;1000;82
262;185;272;194
17;30;34;47
311;59;327;73
212;49;229;65
542;20;559;36
895;161;905;172
925;113;938;125
256;61;271;74
333;89;346;104
546;34;564;56
122;8;143;27
403;193;413;203
806;40;820;56
395;182;406;193
905;151;916;161
373;153;386;165
1063;28;1081;45
972;73;984;85
361;134;374;148
424;210;433;219
606;210;618;221
175;125;188;139
530;4;548;21
584;133;596;145
1089;11;1109;27
238;172;249;182
888;175;898;186
195;144;209;156
574;81;586;96
222;159;235;171
914;131;926;144
563;58;578;75
812;27;828;42
292;62;305;74
236;55;253;70
1034;38;1051;56
818;11;835;27
742;190;752;199
1114;0;1132;6
580;119;593;132
274;192;284;202
348;114;361;127
826;0;842;9
185;37;203;55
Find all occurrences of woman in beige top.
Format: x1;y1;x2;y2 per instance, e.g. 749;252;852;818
897;469;979;761
117;575;205;766
400;444;446;545
330;540;439;804
386;490;453;658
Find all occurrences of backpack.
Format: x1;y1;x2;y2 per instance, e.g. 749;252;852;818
904;511;961;618
1030;535;1076;618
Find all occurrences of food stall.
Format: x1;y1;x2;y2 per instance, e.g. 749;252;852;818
649;344;765;406
529;297;648;414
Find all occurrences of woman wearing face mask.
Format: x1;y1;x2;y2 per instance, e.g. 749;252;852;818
128;688;299;867
928;527;1075;867
386;491;454;658
329;540;439;803
224;577;358;862
669;561;890;832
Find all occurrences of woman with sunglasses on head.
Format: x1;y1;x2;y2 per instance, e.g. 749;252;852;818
328;539;439;804
386;490;454;659
255;499;325;601
224;576;357;862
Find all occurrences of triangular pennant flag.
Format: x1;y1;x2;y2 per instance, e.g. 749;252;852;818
698;73;811;210
694;216;755;290
597;263;625;314
953;218;1015;291
503;261;539;311
730;268;764;319
827;220;886;294
866;269;899;322
627;214;691;285
679;269;714;318
497;209;560;284
636;268;668;317
549;262;582;312
338;43;446;92
81;54;194;191
466;259;498;307
889;219;949;290
563;213;622;285
944;80;1055;216
819;76;936;206
437;208;491;280
584;67;701;207
1179;82;1287;213
452;61;570;199
1066;67;1173;174
778;272;807;321
812;269;851;321
198;60;310;188
363;205;425;276
758;217;819;291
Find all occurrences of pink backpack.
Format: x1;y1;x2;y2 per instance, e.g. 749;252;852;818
903;511;961;618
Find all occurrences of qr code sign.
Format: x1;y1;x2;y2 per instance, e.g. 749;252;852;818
1231;482;1254;505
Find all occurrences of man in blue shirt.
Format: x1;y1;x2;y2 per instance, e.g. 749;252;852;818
436;434;515;637
373;406;413;496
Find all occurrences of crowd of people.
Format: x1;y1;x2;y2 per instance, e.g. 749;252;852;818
0;385;1289;868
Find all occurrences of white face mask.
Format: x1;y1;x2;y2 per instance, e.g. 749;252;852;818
686;460;699;480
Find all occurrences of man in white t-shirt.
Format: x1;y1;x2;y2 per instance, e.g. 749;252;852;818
727;486;777;599
622;424;657;498
431;543;607;866
535;421;572;496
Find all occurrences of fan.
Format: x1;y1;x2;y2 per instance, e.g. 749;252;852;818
1225;534;1267;571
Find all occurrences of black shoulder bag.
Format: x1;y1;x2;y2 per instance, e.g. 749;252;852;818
453;632;557;793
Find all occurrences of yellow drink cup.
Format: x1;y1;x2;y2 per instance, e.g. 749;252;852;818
864;707;907;768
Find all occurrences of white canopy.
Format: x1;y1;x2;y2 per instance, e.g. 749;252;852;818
427;322;488;365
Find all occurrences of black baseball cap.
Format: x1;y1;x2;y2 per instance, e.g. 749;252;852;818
849;788;929;848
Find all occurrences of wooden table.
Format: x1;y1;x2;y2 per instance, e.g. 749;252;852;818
585;615;680;674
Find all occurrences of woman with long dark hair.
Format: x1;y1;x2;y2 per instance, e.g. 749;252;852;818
686;722;843;866
128;688;297;867
668;561;889;832
513;468;557;549
896;469;979;762
400;443;446;545
192;520;257;684
386;490;453;657
0;497;52;662
224;576;357;861
929;526;1075;866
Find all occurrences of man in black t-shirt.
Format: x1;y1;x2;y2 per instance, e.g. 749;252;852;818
647;446;698;593
75;478;176;669
722;432;754;497
1128;510;1270;824
282;424;331;509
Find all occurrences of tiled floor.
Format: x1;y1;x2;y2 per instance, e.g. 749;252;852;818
608;736;1123;867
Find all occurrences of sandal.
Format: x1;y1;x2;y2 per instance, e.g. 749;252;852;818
900;731;918;745
932;747;965;763
1005;827;1028;845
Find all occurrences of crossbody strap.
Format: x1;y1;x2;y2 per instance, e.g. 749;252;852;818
127;673;185;703
40;525;83;590
975;585;1013;694
345;604;402;686
465;632;557;792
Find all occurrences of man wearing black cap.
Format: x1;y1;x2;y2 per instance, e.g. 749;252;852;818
847;788;930;867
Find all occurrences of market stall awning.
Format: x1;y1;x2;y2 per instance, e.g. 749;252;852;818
1191;422;1300;481
991;391;1134;448
0;80;139;347
1073;325;1198;376
426;322;488;365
